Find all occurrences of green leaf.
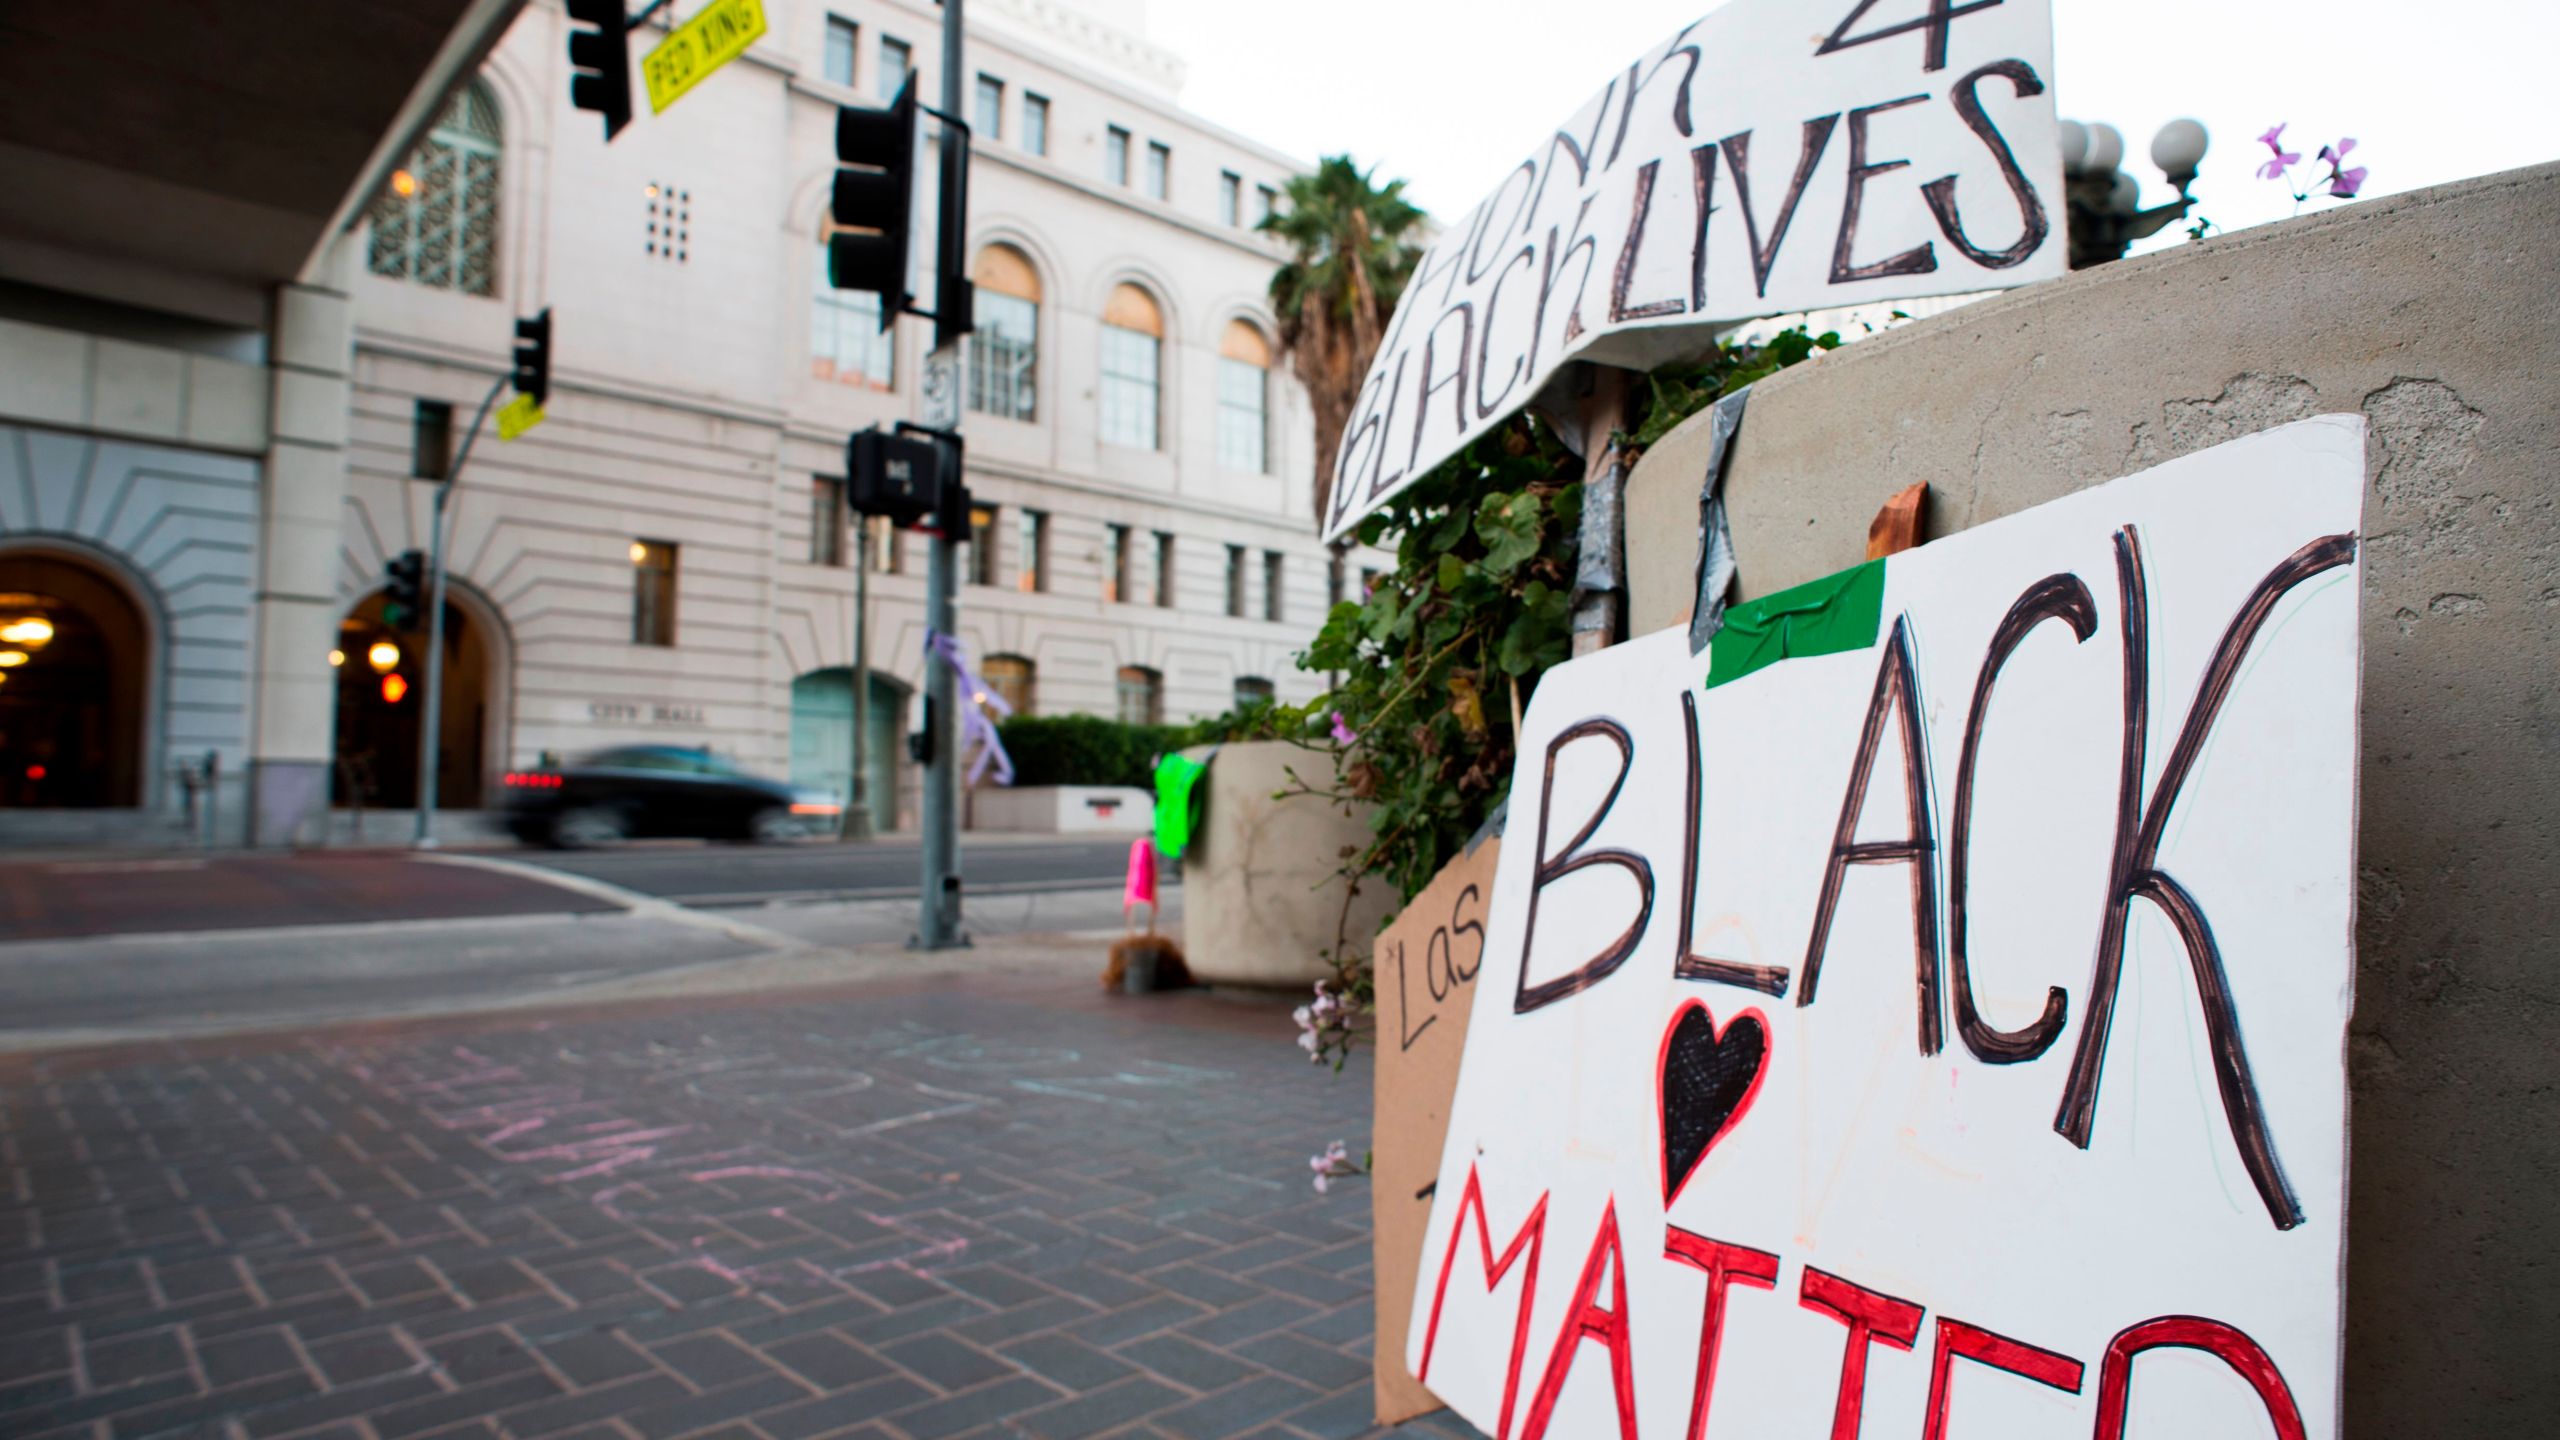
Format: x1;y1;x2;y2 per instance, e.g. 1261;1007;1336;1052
1474;491;1542;574
1435;553;1466;592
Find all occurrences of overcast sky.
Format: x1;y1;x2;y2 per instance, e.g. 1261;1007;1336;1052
1152;0;2559;247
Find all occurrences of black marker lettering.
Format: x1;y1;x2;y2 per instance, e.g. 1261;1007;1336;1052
1675;690;1792;997
1721;116;1841;300
1517;719;1655;1015
1831;94;1939;284
1799;617;1945;1055
1947;574;2096;1064
1922;59;2053;269
1610;161;1687;323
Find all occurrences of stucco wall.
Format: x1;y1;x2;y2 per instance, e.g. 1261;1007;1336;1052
1177;741;1395;989
1623;162;2559;1435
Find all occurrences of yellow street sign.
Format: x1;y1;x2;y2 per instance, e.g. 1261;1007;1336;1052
497;393;546;440
642;0;768;115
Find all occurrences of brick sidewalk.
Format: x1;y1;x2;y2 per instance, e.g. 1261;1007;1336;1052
0;977;1481;1440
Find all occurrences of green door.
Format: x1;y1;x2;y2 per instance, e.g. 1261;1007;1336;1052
790;669;854;807
791;669;907;830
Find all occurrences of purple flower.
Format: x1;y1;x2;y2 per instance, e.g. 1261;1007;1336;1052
2255;123;2301;181
2318;139;2367;198
1329;711;1358;747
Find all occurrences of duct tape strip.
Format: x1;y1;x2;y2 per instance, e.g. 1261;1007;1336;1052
1686;386;1753;656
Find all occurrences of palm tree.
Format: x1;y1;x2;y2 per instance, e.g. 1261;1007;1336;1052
1261;156;1425;526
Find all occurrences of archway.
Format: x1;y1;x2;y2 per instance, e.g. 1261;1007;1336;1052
789;667;909;830
0;551;151;808
332;590;499;809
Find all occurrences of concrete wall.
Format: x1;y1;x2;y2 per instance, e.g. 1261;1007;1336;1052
1623;162;2560;1436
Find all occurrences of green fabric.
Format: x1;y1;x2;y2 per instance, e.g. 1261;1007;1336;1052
1705;558;1888;689
1153;752;1211;860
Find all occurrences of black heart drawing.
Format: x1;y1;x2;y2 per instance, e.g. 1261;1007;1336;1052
1658;1001;1770;1203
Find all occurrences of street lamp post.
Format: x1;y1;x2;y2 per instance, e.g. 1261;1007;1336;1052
2062;118;2211;269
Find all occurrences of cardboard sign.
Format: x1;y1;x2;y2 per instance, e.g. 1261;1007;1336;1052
1410;418;2364;1440
495;393;546;440
1370;834;1501;1425
643;0;768;116
1323;0;2064;542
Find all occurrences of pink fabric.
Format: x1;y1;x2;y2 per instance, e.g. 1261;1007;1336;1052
1123;836;1158;919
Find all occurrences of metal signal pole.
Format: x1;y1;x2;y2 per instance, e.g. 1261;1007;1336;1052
415;372;509;847
913;0;968;948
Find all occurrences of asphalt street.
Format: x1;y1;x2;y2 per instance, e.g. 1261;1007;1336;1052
515;834;1161;906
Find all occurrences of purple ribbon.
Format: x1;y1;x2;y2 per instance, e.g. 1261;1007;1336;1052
926;630;1015;787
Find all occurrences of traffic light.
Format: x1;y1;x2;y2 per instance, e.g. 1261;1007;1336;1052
513;309;552;406
565;0;633;142
848;426;947;527
826;80;920;327
931;105;975;352
383;549;426;630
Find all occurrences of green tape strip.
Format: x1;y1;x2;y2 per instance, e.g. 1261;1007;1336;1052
1705;558;1888;689
1153;752;1209;860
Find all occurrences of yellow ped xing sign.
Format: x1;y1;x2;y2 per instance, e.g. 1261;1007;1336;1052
496;392;546;441
643;0;768;115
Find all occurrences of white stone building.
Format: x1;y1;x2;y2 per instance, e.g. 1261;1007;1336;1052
0;0;1363;844
340;0;1347;831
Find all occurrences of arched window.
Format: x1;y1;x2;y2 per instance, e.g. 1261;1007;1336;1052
1234;676;1275;711
368;81;502;296
1217;320;1272;473
1115;665;1163;726
1099;283;1163;450
981;654;1035;717
969;245;1040;420
813;214;896;390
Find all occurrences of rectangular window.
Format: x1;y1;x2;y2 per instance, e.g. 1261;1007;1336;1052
1023;93;1049;156
1144;141;1170;200
974;74;1003;140
1106;524;1132;603
1225;545;1246;618
1263;550;1285;623
823;16;858;86
1256;184;1279;224
1328;555;1346;608
1098;326;1160;449
1219;171;1242;227
880;37;911;98
411;399;453;481
811;248;896;390
1154;532;1175;609
968;504;999;586
811;478;845;566
631;540;678;647
968;290;1038;421
1106;126;1131;185
1017;509;1047;593
1116;667;1162;726
1217;359;1267;473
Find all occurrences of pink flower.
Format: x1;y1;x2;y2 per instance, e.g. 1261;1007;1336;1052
2318;139;2367;198
1328;711;1358;747
1309;1140;1359;1194
2255;123;2301;181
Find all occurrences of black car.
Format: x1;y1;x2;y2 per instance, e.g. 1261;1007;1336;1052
497;745;840;848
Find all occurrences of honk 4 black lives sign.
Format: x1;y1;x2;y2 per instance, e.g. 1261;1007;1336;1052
1326;0;2067;541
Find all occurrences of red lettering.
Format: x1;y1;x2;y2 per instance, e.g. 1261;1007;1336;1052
1920;1318;2084;1440
2092;1316;2306;1440
1799;1266;1924;1440
1663;1227;1780;1440
1417;1163;1548;1440
1520;1200;1640;1440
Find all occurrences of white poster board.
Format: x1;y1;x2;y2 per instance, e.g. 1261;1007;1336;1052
1323;0;2066;541
1410;419;2363;1440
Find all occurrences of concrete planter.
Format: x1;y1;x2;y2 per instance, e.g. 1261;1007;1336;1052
1178;740;1395;989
